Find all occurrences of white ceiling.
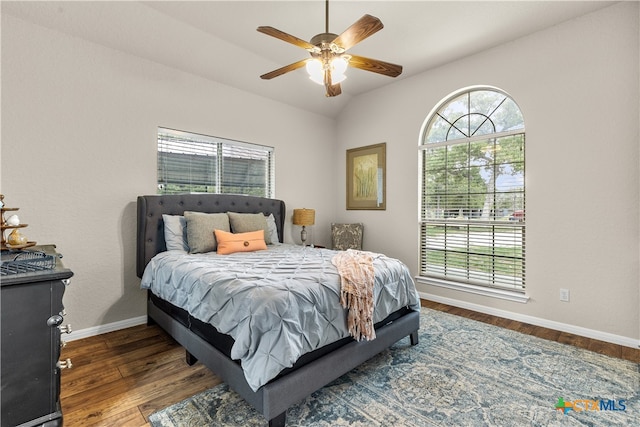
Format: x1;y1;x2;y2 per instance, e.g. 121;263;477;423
2;1;615;118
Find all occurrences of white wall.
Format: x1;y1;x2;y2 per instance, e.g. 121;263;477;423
335;2;639;343
1;15;337;332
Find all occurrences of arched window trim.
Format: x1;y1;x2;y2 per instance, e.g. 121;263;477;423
419;85;524;142
417;86;528;303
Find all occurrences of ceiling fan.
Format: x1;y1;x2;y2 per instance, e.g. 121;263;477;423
257;0;403;97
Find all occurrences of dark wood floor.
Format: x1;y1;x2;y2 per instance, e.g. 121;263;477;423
60;299;640;426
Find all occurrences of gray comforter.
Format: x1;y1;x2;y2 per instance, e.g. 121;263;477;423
140;244;420;391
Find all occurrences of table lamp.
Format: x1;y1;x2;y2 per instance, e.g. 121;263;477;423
292;208;315;246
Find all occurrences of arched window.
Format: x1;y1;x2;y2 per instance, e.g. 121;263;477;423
418;87;526;297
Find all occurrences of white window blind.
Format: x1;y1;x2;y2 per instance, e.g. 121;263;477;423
419;88;525;292
158;128;274;197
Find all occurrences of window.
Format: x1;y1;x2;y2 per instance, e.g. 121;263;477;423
157;128;274;197
418;87;525;298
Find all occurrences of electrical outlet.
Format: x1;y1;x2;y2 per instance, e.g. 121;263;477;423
560;288;570;302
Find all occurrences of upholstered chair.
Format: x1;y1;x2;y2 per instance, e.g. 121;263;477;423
331;223;364;250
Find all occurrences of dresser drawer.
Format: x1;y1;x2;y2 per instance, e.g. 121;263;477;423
1;275;70;427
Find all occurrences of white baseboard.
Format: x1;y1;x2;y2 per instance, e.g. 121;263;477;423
420;292;640;350
65;315;148;342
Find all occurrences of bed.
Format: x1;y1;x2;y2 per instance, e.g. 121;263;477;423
136;193;420;426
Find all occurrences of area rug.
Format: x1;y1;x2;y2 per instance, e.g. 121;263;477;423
149;307;639;426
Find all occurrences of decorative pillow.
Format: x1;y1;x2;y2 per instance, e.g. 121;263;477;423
266;214;281;245
184;211;230;254
227;212;271;245
162;214;188;252
214;229;267;255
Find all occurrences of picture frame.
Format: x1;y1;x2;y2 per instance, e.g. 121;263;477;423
346;143;386;210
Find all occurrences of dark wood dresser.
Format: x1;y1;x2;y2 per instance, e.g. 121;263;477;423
1;245;72;427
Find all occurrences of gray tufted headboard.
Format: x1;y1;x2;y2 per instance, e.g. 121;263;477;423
136;193;286;278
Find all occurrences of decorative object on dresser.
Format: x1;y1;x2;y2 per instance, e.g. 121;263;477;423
1;194;36;250
292;208;315;245
1;245;73;427
346;143;386;210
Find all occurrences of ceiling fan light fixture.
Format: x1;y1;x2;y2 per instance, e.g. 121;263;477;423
307;55;349;85
331;56;349;75
306;59;325;85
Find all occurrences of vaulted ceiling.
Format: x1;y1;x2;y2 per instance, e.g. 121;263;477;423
2;1;615;118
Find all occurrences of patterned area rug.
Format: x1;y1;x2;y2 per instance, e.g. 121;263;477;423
149;308;639;426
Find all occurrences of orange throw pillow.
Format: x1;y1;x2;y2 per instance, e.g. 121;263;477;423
214;229;267;255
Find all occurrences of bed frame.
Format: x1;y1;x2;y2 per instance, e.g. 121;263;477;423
136;193;420;426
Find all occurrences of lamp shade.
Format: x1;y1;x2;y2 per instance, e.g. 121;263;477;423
292;208;315;226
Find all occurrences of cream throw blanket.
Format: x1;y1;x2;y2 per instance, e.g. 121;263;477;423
331;249;376;341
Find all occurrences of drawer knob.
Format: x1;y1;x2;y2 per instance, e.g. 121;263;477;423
59;324;72;334
57;358;73;370
47;314;64;327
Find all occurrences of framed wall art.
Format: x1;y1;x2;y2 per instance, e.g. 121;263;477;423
346;143;386;210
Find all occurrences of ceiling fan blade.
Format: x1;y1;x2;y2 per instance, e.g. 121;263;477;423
332;14;384;51
260;59;309;80
348;54;403;78
325;82;342;97
257;26;317;51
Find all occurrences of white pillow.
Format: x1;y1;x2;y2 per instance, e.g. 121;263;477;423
266;214;281;245
162;214;188;252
